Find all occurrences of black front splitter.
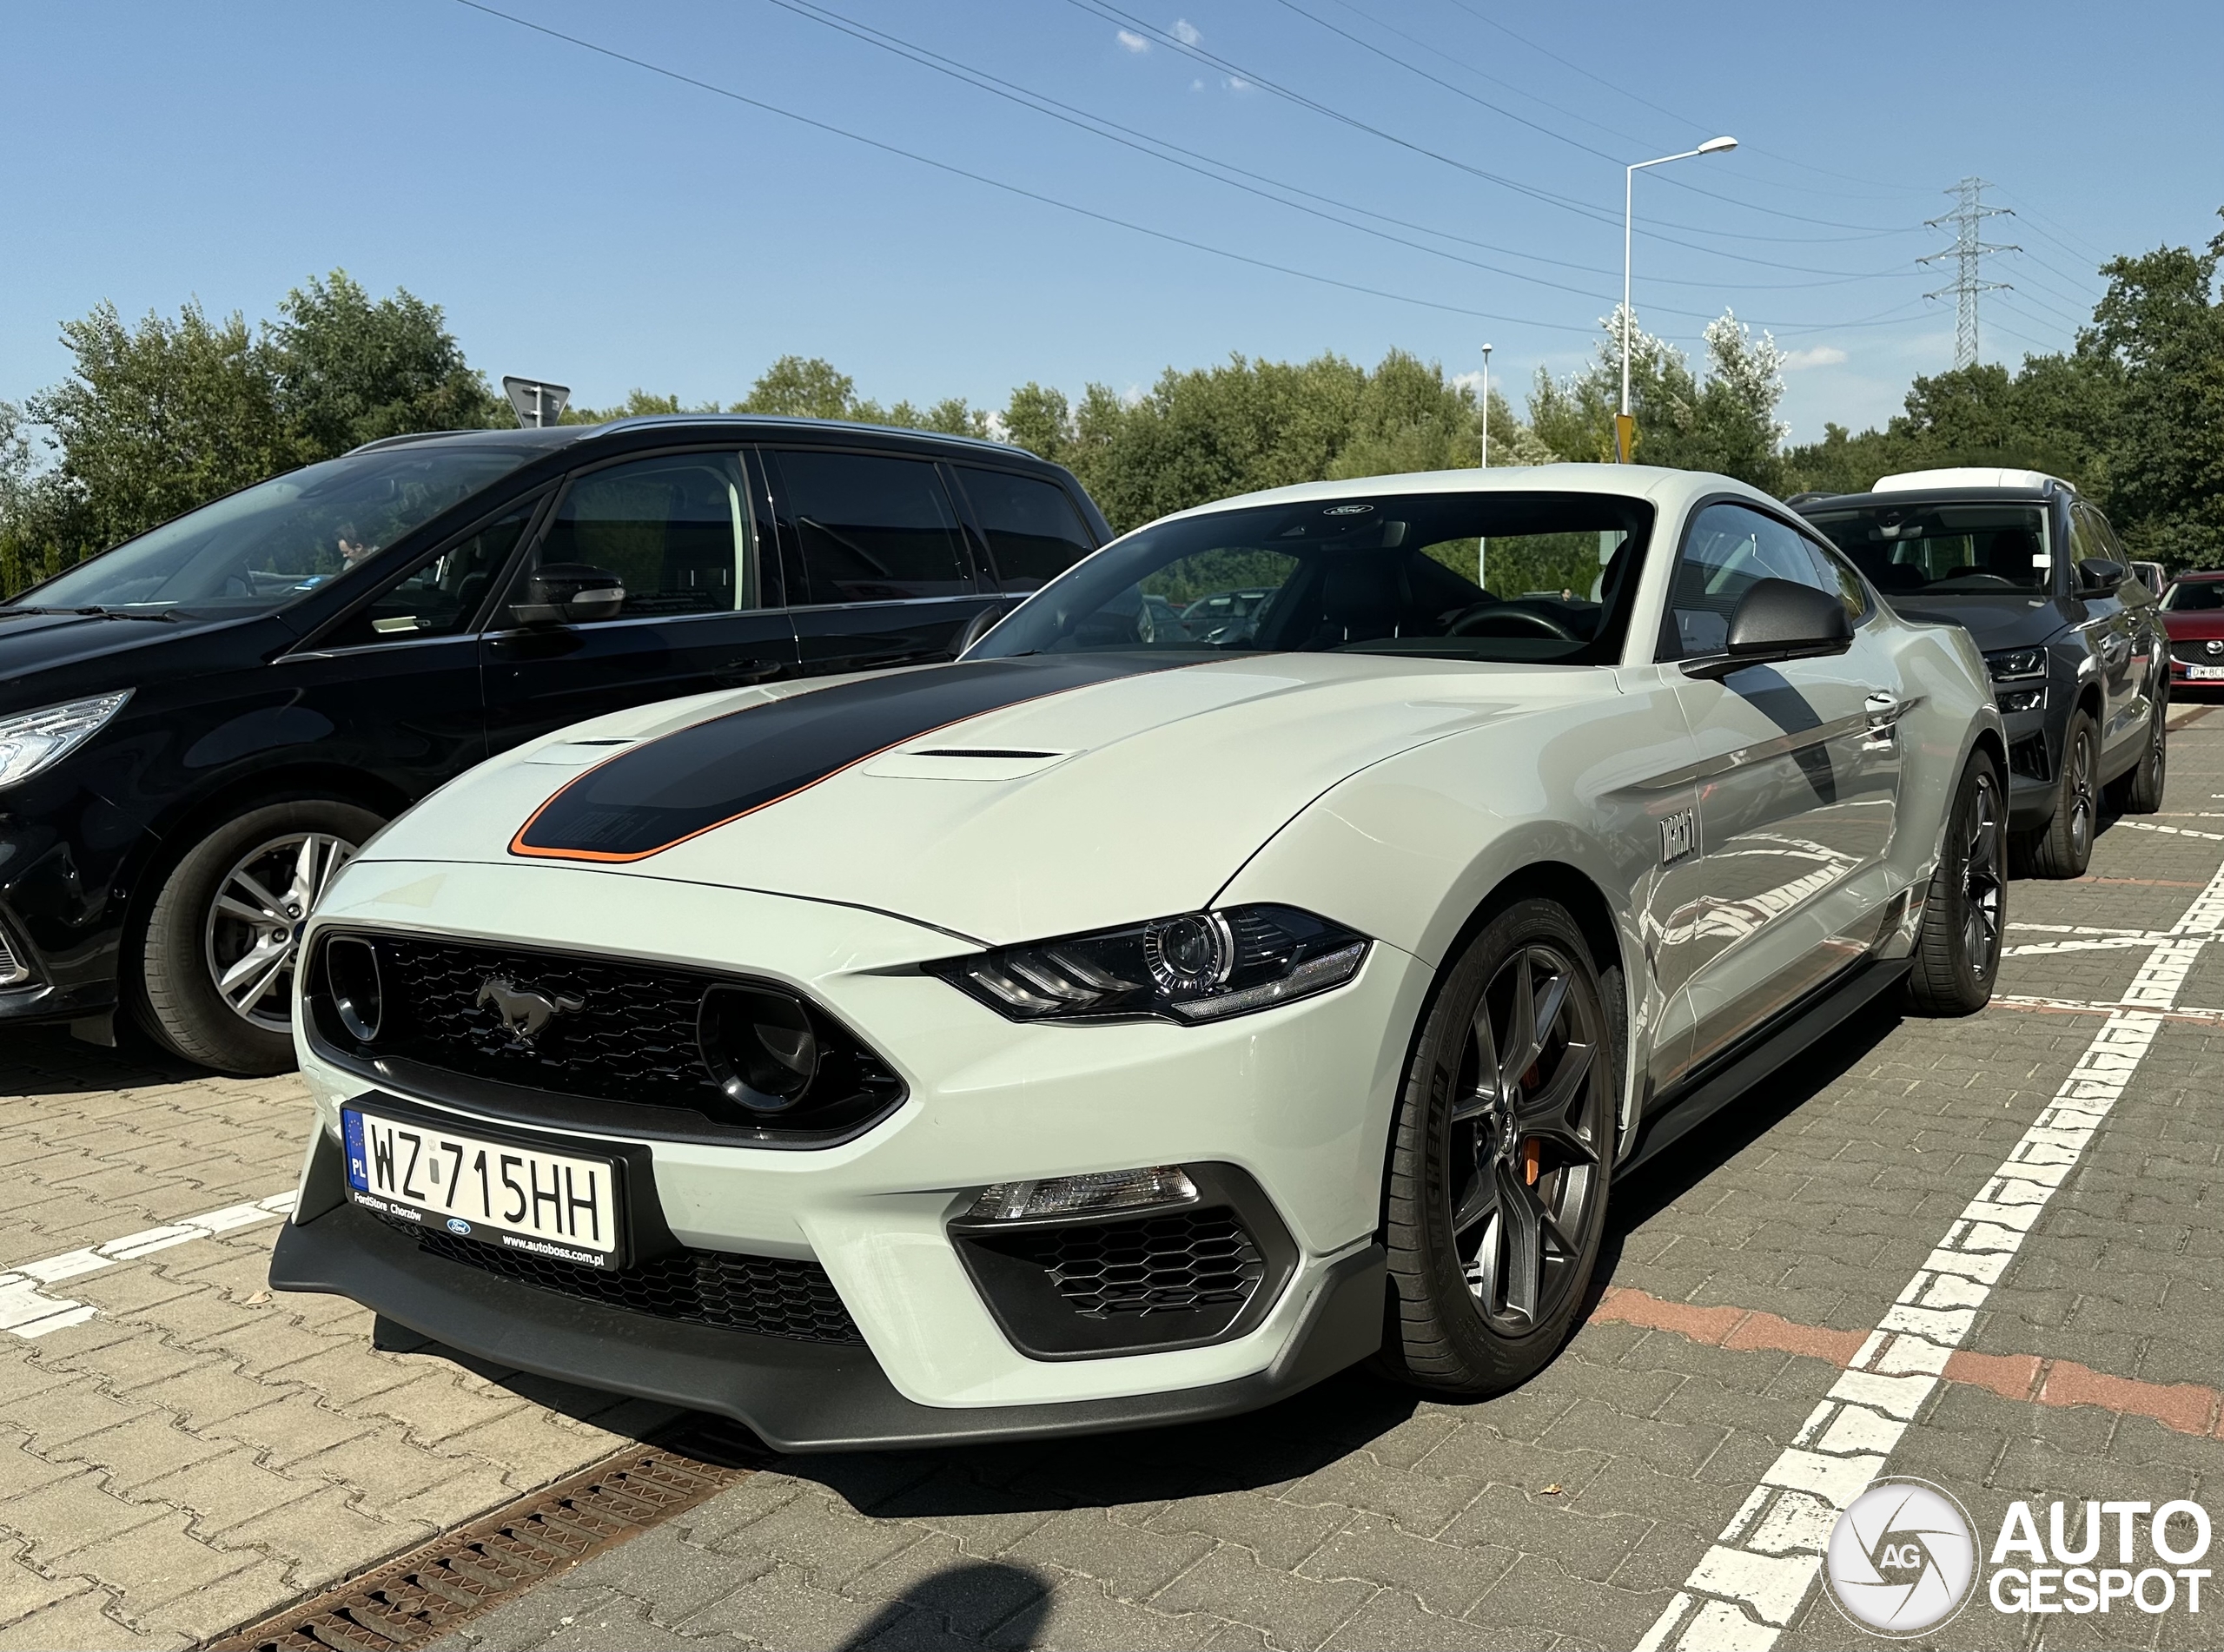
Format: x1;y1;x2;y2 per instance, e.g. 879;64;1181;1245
270;1195;1384;1454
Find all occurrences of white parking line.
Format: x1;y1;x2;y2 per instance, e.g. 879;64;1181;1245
0;1191;295;1338
2121;820;2224;843
1635;853;2224;1651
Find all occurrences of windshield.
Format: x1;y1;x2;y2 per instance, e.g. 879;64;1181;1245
2163;580;2224;612
17;444;537;619
970;490;1654;665
1805;503;2052;596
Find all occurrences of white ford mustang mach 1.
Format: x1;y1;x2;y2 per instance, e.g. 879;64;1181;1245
274;466;2006;1450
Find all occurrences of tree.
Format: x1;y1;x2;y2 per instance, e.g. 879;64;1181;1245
271;271;503;458
736;355;858;420
23;299;294;553
2084;220;2224;567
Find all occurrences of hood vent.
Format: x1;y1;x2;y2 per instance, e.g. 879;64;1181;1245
862;747;1076;782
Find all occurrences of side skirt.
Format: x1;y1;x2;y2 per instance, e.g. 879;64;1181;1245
1623;956;1910;1175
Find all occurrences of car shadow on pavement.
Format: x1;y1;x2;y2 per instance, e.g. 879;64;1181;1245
0;1020;215;1095
831;1560;1053;1649
1584;994;1906;1312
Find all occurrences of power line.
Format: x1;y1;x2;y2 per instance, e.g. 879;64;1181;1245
1919;178;2018;368
769;0;1916;304
446;0;1603;333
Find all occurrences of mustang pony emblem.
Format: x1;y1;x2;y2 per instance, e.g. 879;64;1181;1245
476;976;585;1044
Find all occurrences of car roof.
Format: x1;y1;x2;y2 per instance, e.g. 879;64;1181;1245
349;414;1042;466
1796;483;2068;512
1142;463;1774;532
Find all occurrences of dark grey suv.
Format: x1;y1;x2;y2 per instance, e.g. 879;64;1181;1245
1797;470;2167;877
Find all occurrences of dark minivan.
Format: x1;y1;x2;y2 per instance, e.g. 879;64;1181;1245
0;416;1109;1073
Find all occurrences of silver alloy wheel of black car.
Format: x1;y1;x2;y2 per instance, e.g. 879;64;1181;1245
142;798;384;1075
1446;941;1608;1331
203;831;355;1032
1380;898;1618;1394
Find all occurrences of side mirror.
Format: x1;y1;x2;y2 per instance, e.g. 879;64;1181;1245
2078;557;2127;594
954;598;1017;657
1685;578;1853;680
509;563;625;626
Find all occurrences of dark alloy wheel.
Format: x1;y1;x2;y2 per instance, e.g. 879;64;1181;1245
2024;708;2098;879
2108;702;2168;816
141;799;381;1074
1909;749;2007;1015
1380;899;1618;1394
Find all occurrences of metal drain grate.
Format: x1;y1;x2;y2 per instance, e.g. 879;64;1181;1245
203;1420;764;1652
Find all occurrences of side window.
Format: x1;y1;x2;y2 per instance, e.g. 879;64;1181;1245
955;467;1095;591
510;452;757;622
770;450;971;605
321;500;537;649
2067;506;2104;573
1660;503;1845;660
1810;540;1871;623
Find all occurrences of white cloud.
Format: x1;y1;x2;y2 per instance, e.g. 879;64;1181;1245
1451;370;1484;393
1171;17;1201;44
1225;76;1250;91
1191;77;1204;90
1115;28;1149;52
1780;345;1849;371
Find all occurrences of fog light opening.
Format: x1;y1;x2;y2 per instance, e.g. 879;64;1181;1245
326;936;383;1043
698;984;820;1114
964;1165;1199;1225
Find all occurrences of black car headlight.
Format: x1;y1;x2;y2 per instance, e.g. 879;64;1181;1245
929;904;1368;1024
1984;647;2047;681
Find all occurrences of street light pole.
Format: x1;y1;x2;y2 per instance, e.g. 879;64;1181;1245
1620;135;1738;461
1479;342;1493;467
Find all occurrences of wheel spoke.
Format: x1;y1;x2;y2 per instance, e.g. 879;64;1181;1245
215;892;283;927
1500;952;1538;1091
1515;1040;1598;1161
1451;1160;1500;1238
1499;1160;1546;1320
229;869;290;921
218;939;292;1011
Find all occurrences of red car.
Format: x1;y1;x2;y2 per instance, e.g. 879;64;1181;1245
2163;571;2224;689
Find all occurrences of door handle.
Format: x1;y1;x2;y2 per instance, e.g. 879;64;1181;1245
718;659;790;686
1863;691;1912;748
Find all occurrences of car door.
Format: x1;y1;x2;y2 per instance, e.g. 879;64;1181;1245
760;446;995;674
1654;500;1906;1084
277;492;541;796
947;464;1102;592
480;448;799;752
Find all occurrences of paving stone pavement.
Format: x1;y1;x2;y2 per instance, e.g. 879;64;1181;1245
9;710;2224;1650
0;1038;678;1649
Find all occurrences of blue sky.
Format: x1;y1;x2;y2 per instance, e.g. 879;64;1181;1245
3;1;2218;445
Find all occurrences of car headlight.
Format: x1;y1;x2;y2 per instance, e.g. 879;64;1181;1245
930;903;1368;1024
1984;648;2047;681
0;691;132;788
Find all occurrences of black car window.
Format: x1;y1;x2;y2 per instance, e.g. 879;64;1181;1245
1660;503;1851;661
969;490;1654;665
512;452;758;621
2163;581;2224;612
319;501;538;649
771;450;971;605
13;445;533;620
1807;502;2053;596
955;467;1095;591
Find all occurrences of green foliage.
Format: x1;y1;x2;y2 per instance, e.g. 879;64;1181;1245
727;354;990;439
271;272;503;456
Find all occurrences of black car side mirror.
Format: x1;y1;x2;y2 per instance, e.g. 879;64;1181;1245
510;563;626;626
1684;578;1853;680
954;598;1018;657
2078;557;2128;594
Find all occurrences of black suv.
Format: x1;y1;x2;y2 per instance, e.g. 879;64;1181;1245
0;416;1109;1072
1797;470;2167;876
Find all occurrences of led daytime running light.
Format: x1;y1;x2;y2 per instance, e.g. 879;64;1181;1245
966;1166;1197;1224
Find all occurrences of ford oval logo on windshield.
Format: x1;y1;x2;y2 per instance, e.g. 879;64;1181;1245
1323;503;1374;516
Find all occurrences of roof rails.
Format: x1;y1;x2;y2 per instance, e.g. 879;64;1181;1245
591;411;1016;456
1871;466;2075;495
344;429;483;455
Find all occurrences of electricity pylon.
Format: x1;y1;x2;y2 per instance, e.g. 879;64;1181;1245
1919;177;2019;369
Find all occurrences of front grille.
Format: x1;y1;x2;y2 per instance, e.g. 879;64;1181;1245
2172;639;2224;665
997;1209;1266;1318
378;937;722;1109
0;928;30;988
383;1214;864;1344
311;932;904;1140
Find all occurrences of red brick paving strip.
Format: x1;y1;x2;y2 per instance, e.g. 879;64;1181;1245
1590;1285;2224;1437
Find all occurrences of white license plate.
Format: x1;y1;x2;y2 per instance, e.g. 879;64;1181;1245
342;1106;622;1268
2188;664;2224;680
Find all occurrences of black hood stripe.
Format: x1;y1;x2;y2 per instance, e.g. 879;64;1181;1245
511;654;1201;862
